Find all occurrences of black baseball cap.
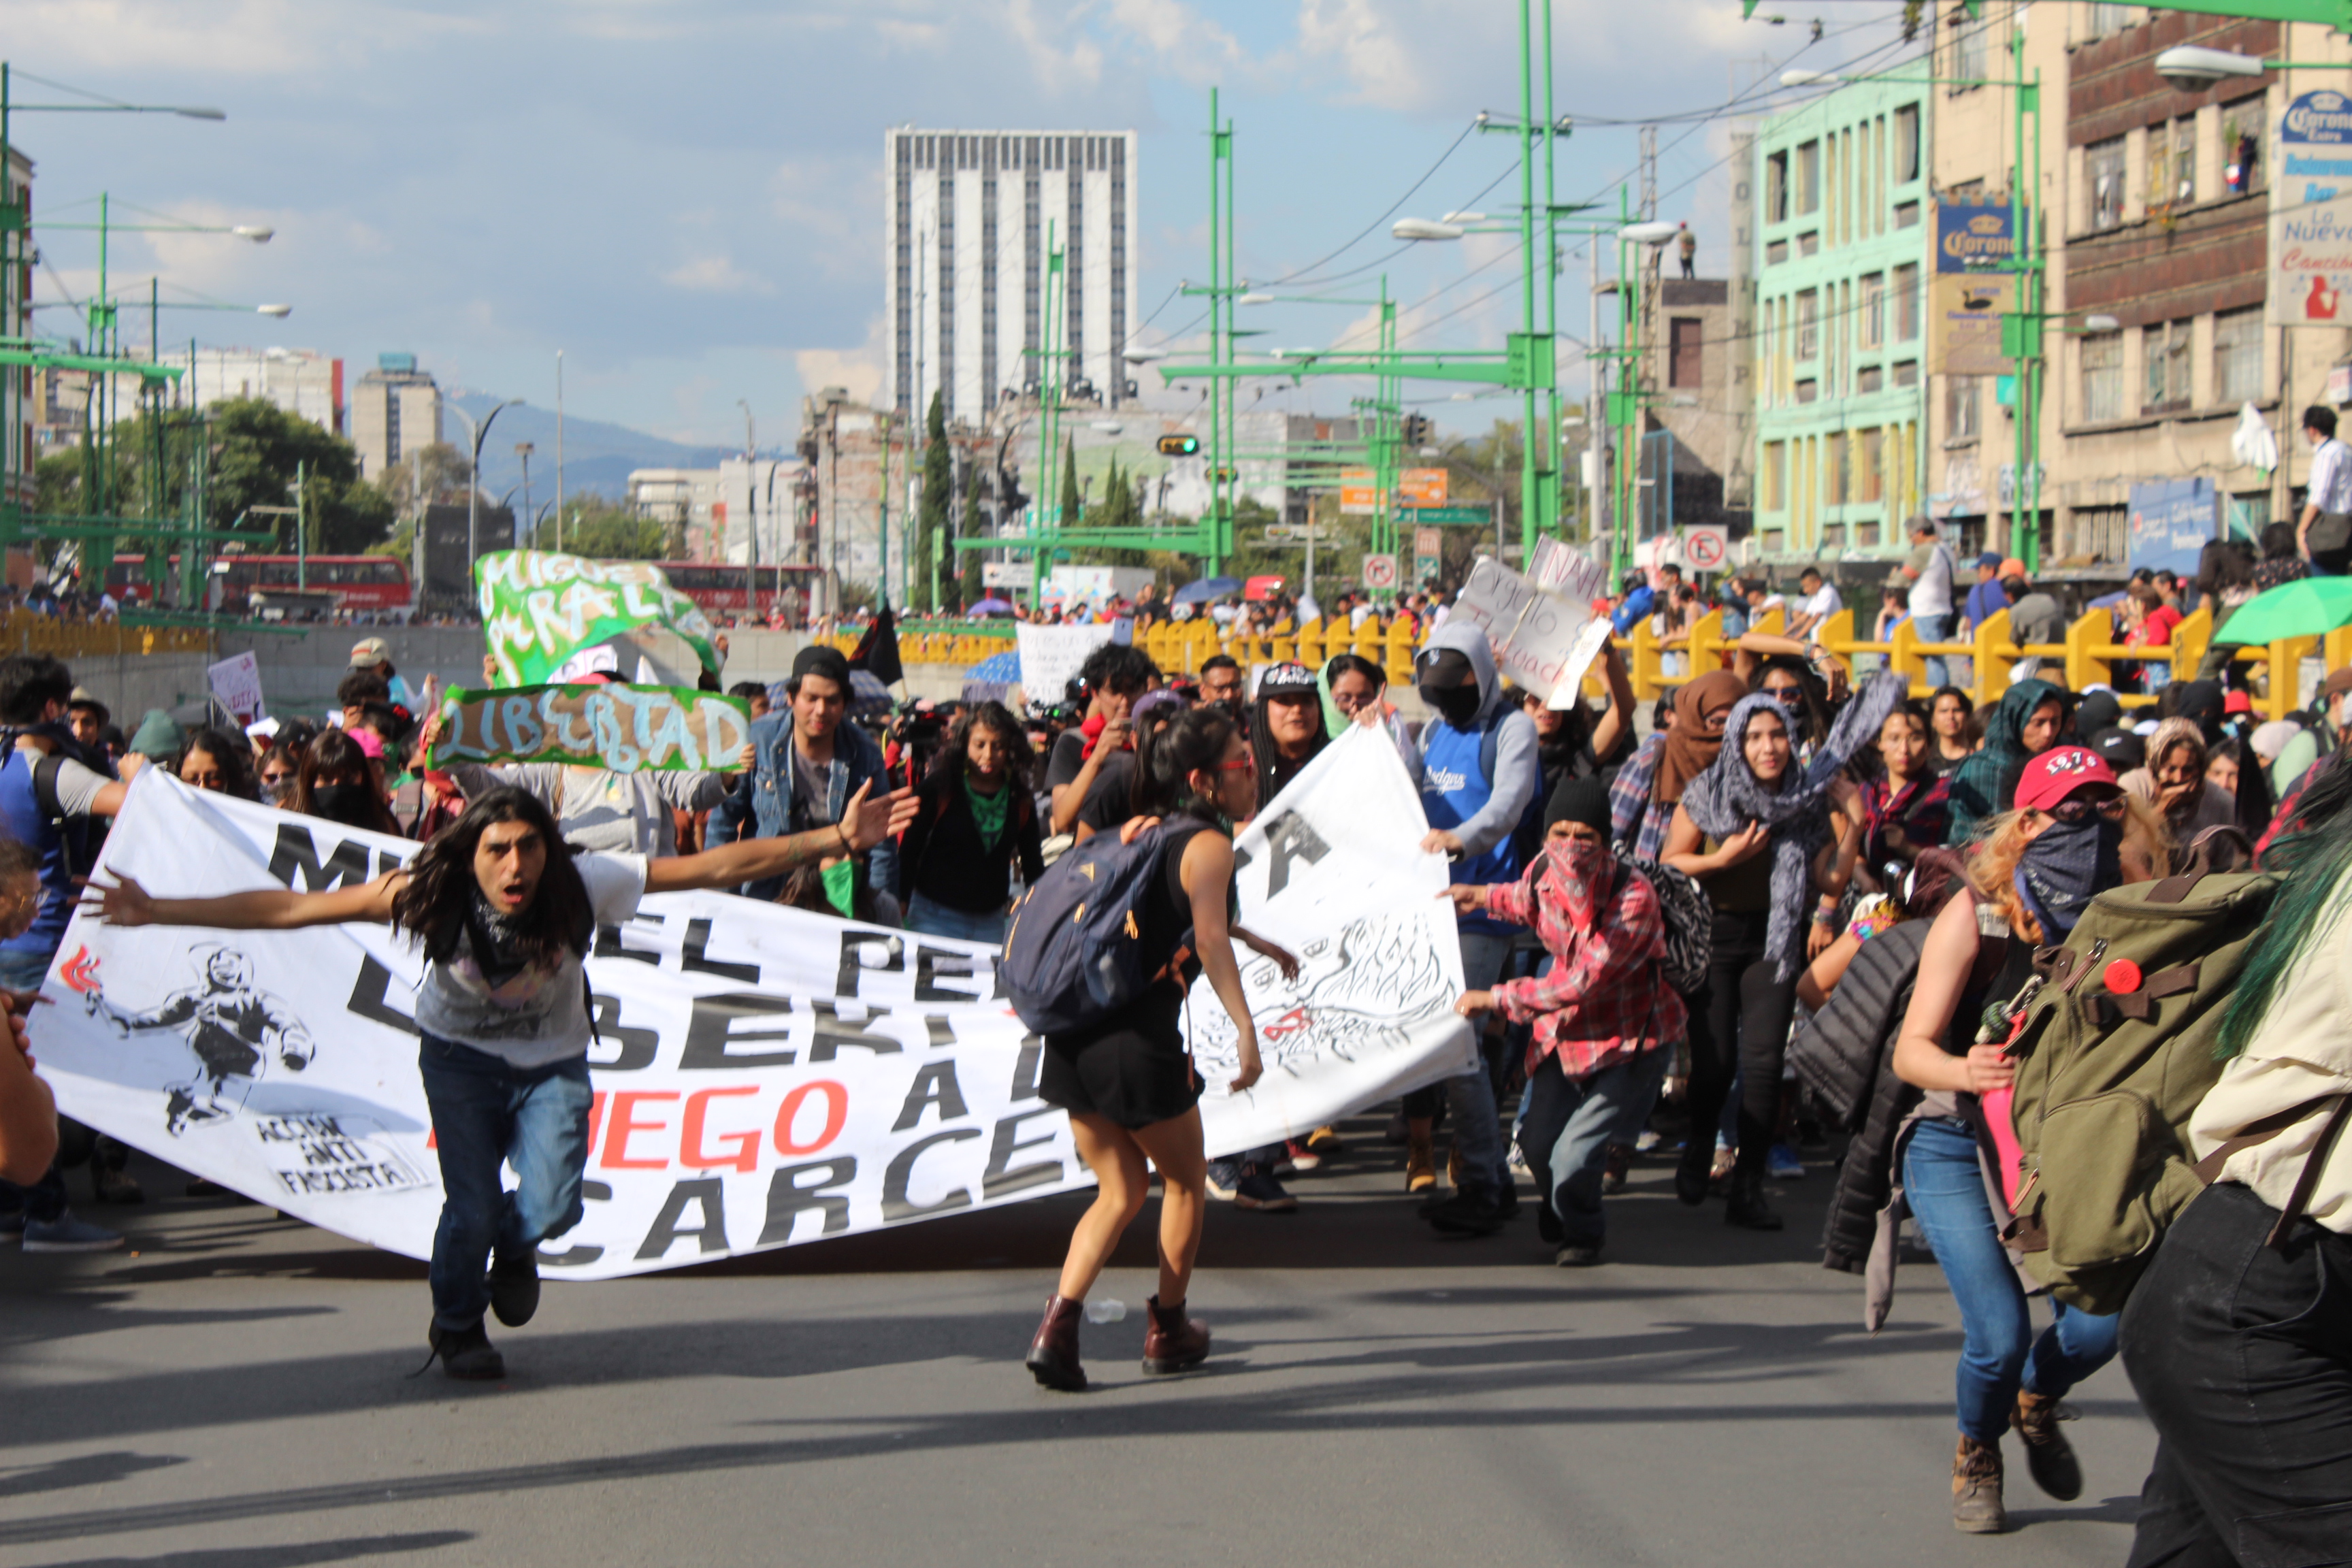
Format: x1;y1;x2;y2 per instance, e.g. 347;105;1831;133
791;644;851;689
1258;662;1317;698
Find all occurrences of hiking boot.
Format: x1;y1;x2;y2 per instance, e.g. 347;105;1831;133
1952;1435;2007;1533
1232;1165;1298;1212
1601;1141;1633;1194
1405;1128;1437;1194
93;1166;145;1205
1141;1294;1210;1375
1423;1188;1506;1237
1673;1143;1712;1207
1554;1243;1602;1267
1025;1294;1086;1392
21;1211;122;1253
428;1320;505;1382
1725;1170;1784;1232
489;1252;541;1328
2012;1391;2082;1501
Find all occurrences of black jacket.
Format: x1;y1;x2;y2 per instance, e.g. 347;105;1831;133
1788;920;1930;1276
897;768;1045;915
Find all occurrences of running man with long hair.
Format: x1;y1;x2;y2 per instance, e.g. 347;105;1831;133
84;779;918;1380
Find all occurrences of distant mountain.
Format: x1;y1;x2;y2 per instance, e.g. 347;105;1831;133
445;393;741;510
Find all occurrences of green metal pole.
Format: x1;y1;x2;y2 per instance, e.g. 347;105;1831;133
1537;0;1560;553
296;457;306;589
2015;48;2044;576
878;413;890;608
0;61;12;542
1516;0;1540;564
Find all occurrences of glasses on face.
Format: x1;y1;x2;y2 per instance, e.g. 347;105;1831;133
2048;792;2127;824
1762;683;1803;703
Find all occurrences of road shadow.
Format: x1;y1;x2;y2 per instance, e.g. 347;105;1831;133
0;1450;186;1500
30;1531;472;1567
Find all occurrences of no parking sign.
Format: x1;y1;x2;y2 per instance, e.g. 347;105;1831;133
1682;526;1729;572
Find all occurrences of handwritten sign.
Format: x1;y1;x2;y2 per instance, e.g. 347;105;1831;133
1454;557;1610;709
206;652;267;724
428;685;751;774
475;552;720;687
1525;536;1607;604
1015;619;1133;704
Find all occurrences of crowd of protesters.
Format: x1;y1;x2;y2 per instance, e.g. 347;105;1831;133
10;485;2352;1556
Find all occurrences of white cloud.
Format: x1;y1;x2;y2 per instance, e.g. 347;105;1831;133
5;0;483;76
796;314;887;409
662;254;774;295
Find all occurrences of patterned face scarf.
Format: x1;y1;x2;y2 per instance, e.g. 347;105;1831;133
465;883;544;992
1542;834;1613;932
965;773;1010;849
2015;817;2122;939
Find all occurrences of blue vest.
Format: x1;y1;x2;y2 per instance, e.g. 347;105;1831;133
0;749;78;960
1421;714;1528;935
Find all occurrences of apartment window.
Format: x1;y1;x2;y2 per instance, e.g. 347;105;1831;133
1893;264;1921;341
2223;99;2265;197
2088;138;2127;231
1825;431;1848;505
1893;359;1921;386
1763;440;1787;510
2149;118;2196;208
1765;150;1788;223
2082;331;2124;422
1894;105;1921;183
2144;318;2193;410
1950;3;1988;82
1859;428;1886;503
2215;306;2264;404
1795;140;1820;215
1795;289;1820;359
1669;317;1705;389
1947;375;1981;441
1861;272;1886;348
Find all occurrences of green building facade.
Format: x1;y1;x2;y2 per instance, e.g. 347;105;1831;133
1752;76;1935;572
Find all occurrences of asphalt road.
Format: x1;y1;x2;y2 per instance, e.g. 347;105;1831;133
2;1122;2151;1568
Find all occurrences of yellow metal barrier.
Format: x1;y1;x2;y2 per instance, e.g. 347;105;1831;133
3;615;211;659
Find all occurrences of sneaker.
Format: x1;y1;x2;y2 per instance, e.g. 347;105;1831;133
1232;1166;1298;1212
1554;1243;1602;1267
1422;1188;1505;1237
425;1320;505;1382
489;1253;541;1328
1633;1129;1661;1154
1205;1166;1241;1202
21;1211;124;1252
1284;1139;1322;1173
93;1166;145;1205
1304;1124;1343;1154
1767;1143;1805;1180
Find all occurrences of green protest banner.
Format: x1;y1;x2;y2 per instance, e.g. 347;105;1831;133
428;685;753;774
475;551;721;687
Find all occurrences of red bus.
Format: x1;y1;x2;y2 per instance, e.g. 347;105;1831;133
108;554;412;614
655;561;819;618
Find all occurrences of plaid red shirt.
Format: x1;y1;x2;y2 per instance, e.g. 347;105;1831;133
1483;854;1686;1081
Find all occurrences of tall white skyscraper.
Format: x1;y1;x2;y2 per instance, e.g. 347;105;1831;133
884;128;1139;425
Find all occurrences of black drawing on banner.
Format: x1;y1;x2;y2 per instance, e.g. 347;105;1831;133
1186;913;1450;1081
85;945;316;1135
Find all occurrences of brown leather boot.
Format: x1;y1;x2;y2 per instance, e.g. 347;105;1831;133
2012;1390;2082;1501
1141;1294;1210;1375
1951;1434;2007;1534
1024;1294;1086;1391
1405;1124;1436;1194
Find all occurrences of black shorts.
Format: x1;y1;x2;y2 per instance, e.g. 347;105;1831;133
1039;985;1200;1130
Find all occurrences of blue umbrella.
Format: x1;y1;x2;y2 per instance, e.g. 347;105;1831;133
970;597;1017;616
1172;576;1243;606
967;649;1022;682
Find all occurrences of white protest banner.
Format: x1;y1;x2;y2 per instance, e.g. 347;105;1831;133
206;652;267;724
1454;557;1612;710
1526;536;1607;605
1014;619;1132;703
35;753;1464;1279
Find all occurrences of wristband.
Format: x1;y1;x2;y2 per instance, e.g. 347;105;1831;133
835;822;853;855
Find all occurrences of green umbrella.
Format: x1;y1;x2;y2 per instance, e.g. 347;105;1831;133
2212;576;2352;647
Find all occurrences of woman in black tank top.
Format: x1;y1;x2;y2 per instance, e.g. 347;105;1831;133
1027;706;1295;1392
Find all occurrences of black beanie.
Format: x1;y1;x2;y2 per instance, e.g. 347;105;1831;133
1544;773;1612;836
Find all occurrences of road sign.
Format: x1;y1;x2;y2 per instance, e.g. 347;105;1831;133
1361;553;1399;591
1264;523;1340;543
1414;526;1443;557
1339;468;1377;514
1403;504;1488;526
1399;468;1449;507
982;563;1027;587
1682;525;1729;572
1414;555;1442;583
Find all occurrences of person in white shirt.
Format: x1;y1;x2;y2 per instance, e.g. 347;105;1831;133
1786;566;1843;639
2297;404;2352;575
1901;518;1959;686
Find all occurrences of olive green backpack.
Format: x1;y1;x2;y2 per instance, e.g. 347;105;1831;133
1995;857;2278;1316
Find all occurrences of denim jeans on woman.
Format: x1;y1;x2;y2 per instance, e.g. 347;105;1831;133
416;1031;594;1333
1904;1115;2119;1442
903;892;1009;947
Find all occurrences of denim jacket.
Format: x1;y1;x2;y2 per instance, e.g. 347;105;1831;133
710;712;894;898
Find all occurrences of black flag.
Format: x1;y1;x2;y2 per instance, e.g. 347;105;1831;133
849;602;904;687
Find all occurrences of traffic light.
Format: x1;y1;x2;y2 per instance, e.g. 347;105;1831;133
1401;413;1433;447
1156;434;1200;457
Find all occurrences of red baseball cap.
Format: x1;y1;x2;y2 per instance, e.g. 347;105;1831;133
2224;689;2253;715
2014;745;2119;814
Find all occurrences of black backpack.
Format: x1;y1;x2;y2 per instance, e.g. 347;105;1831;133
1002;822;1196;1034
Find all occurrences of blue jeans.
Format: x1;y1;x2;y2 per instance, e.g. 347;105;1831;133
416;1032;594;1333
1446;930;1514;1198
1912;612;1953;689
1516;1047;1671;1248
1904;1116;2120;1442
903;892;1007;947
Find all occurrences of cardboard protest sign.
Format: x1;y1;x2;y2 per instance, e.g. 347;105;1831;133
428;685;752;773
1454;557;1612;709
37;749;1467;1279
1526;536;1607;604
1014;619;1132;703
206;651;267;724
476;551;721;688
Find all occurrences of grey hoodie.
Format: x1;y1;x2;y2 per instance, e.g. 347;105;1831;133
1404;620;1541;860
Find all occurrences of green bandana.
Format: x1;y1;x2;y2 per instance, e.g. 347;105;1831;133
820;858;858;919
965;774;1011;850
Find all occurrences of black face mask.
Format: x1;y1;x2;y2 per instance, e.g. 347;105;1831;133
308;783;378;828
1420;682;1482;728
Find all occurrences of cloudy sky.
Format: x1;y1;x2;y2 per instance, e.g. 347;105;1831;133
12;0;1922;447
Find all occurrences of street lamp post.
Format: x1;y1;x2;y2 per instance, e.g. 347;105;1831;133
515;442;534;549
446;398;525;577
739;399;759;623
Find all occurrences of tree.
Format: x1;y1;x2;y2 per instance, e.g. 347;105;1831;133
371;442;473;517
1059;436;1081;527
958;451;988;606
913;391;951;612
529;496;670;559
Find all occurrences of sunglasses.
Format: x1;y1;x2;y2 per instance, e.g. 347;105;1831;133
2048;792;2127;824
